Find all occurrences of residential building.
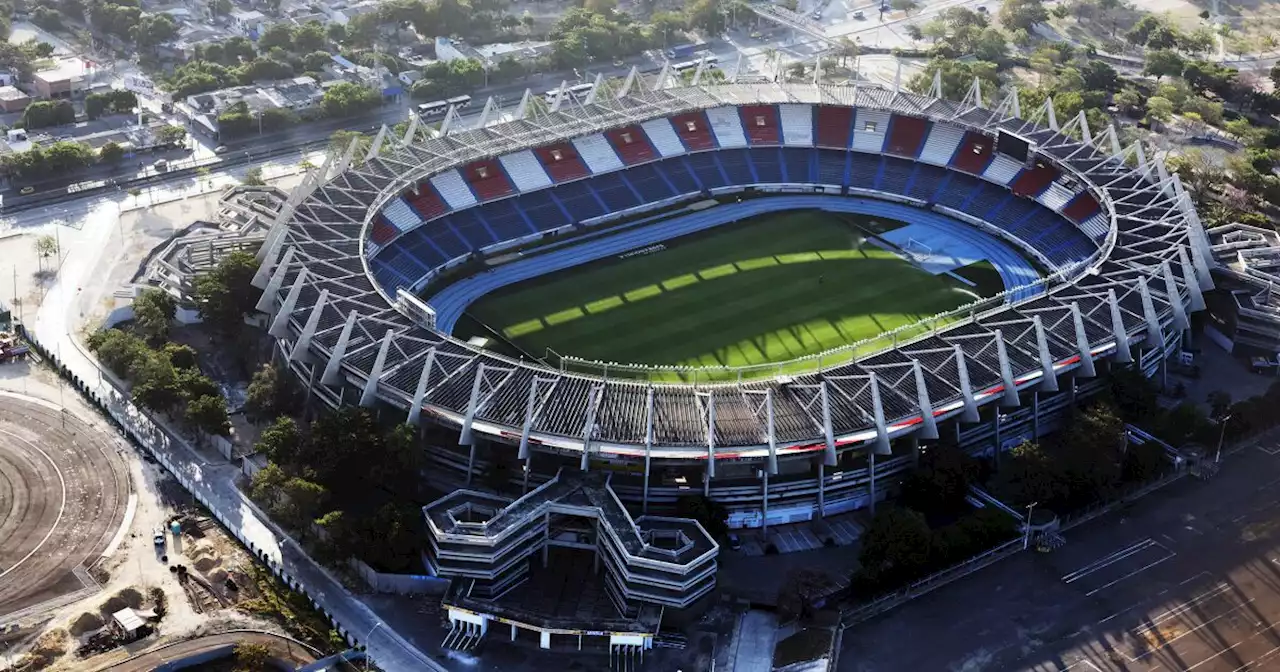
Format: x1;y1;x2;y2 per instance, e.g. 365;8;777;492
33;59;85;99
0;85;31;113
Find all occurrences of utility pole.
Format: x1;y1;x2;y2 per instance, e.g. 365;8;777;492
1216;414;1232;464
1023;501;1038;550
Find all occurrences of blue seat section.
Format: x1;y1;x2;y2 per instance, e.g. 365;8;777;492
987;197;1042;237
370;251;419;292
686;152;727;189
447;207;496;249
592;172;642;212
624;162;677;201
553;179;606;220
718;149;756;184
848;153;879;189
816;149;844;184
753;149;784;183
781;148;812;182
877;158;914;194
660;158;701;194
426;195;1046;332
512;190;568;231
908;163;950;202
483;197;537;238
934;173;976;209
398;227;450;269
965;183;1007;218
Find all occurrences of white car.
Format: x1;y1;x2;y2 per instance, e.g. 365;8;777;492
153;528;166;547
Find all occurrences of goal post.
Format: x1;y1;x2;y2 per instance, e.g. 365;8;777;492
902;237;934;263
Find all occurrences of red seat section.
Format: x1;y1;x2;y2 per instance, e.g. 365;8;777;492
885;115;929;157
1010;160;1059;197
950;131;994;175
815;106;853;149
406;185;448;220
533;143;589;182
739;105;780;145
1063;192;1101;222
604;125;656;165
370;217;397;246
671;112;716;151
462;159;513;201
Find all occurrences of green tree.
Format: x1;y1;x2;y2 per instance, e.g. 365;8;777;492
1143;49;1185;81
278;477;328;532
131;357;183;412
250;462;288;508
998;0;1048;33
244;364;296;421
891;0;919;14
87;329;150;375
1146;95;1174;124
187;394;231;436
242;166;266;186
193;251;259;335
161;342;199;370
131;288;176;344
98;141;125;163
232;642;272;672
257;23;294;52
320;82;380;118
34;234;59;271
293;21;327;52
857;507;932;585
256;416;303;465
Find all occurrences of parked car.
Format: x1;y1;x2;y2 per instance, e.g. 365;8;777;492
214;145;228;154
854;9;865;19
153;528;166;547
18;186;34;195
727;533;742;551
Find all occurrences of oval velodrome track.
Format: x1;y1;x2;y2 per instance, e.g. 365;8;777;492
0;393;130;618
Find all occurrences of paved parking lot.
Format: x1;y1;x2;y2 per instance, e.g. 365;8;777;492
770;517;865;553
840;432;1280;671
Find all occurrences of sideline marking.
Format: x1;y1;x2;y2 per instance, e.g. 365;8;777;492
1062;538;1159;584
0;427;69;579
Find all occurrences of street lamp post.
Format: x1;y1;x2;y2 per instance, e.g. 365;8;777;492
1216;414;1233;464
1023;501;1038;551
364;621;382;671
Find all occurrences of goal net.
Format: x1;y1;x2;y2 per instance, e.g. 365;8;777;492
902;237;934;264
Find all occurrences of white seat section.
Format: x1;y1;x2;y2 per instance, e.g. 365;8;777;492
572;133;624;174
1037;181;1074;212
498;150;553;192
779;104;813;146
382;197;421;233
1082;213;1109;241
983;155;1023;185
852;109;890;153
640;118;687;157
919;122;965;166
365;242;381;258
706;106;747;148
430;169;478;210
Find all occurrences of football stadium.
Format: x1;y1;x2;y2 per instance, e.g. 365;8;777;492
256;78;1210;547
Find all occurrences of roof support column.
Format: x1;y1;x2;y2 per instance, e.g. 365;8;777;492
820;381;837;467
706;394;717;480
320;311;358;386
765;389;779;475
579;385;603;471
953;345;980;422
254;246;295;313
1071;302;1096;378
268;268;307;338
1162;261;1189;331
869;373;891;456
1179;246;1205;311
359;330;394;408
643;387;655;513
407;348;436;426
994;330;1019;407
912;360;938;440
1033;315;1059;392
1108;289;1132;364
459;363;488;446
1138;276;1164;347
518;377;541;460
289;289;327;363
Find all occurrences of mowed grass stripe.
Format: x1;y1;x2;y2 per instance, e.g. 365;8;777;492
464;211;993;369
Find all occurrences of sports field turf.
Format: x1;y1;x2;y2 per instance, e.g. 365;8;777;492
463;210;1005;374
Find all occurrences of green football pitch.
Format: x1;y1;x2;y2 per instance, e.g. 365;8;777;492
461;210;1005;376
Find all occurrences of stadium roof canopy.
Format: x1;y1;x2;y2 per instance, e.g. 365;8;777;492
254;80;1214;466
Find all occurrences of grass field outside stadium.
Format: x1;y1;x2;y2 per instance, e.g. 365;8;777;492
458;210;1009;379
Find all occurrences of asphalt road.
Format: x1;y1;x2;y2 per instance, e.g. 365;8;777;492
0;391;129;619
839;433;1280;671
92;631;318;671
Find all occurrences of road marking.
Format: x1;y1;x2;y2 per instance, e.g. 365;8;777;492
1084;550;1175;597
1063;538;1159;584
1064;660;1103;670
0;426;68;580
1124;596;1254;662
